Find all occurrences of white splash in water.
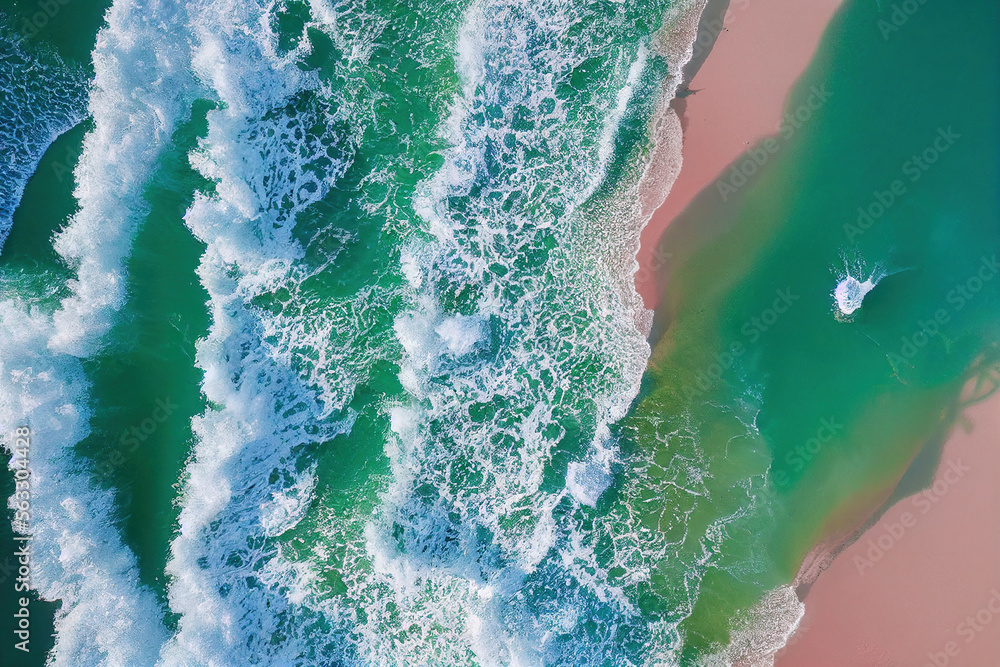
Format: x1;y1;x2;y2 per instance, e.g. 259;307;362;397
832;250;890;318
833;275;876;315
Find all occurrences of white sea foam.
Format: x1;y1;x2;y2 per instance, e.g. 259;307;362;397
370;1;713;663
1;0;756;663
834;275;876;314
296;0;724;659
162;0;743;659
0;313;169;666
566;455;612;508
50;0;198;356
701;585;805;667
437;315;486;356
0;29;88;250
160;1;378;663
1;0;201;663
832;250;891;319
260;466;318;538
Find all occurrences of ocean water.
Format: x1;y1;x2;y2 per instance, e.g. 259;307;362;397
638;0;1000;660
0;0;997;666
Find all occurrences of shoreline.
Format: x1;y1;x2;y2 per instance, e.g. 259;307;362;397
634;0;843;310
633;1;1000;662
776;380;1000;666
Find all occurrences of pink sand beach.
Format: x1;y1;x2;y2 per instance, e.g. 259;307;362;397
776;389;1000;667
636;0;843;309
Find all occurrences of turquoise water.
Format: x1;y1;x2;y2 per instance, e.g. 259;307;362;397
636;0;1000;658
0;0;997;665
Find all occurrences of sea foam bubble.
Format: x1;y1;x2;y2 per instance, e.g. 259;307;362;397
834;275;876;315
0;28;88;250
2;0;200;662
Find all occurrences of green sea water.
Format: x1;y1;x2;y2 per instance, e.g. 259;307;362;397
634;0;1000;658
0;0;997;664
0;2;107;660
